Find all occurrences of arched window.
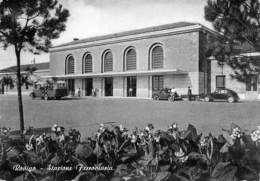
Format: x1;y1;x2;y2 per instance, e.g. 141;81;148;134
103;51;113;72
83;53;92;73
151;45;163;69
125;48;136;71
65;55;75;74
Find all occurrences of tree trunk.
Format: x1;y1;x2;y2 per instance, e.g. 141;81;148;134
15;46;25;133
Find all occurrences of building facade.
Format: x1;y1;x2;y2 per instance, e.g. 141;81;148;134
0;62;50;94
211;55;260;100
50;22;212;98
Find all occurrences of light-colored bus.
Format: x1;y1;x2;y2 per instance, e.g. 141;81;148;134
29;80;68;100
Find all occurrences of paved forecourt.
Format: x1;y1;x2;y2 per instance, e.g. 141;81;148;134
0;95;259;137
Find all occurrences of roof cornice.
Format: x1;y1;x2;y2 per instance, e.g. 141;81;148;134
50;24;218;53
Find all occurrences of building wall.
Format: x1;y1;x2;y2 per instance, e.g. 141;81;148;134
50;31;200;76
137;76;150;98
113;77;124;97
198;31;211;95
49;28;212;98
211;60;249;99
93;78;102;97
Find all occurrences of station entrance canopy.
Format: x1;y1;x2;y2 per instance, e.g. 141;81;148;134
43;69;188;79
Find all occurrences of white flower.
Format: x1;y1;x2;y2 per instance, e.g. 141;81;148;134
36;136;44;145
145;124;154;132
154;135;160;143
52;124;58;132
174;148;185;157
230;127;242;140
122;131;129;137
251;129;260;142
56;127;61;132
169;123;178;129
99;124;105;133
59;134;65;142
131;135;137;143
26;144;33;151
179;156;188;163
119;124;124;131
200;137;208;147
174;148;188;163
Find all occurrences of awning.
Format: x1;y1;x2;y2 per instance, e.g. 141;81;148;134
42;69;188;79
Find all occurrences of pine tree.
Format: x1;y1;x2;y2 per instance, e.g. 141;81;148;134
205;0;260;82
0;0;69;133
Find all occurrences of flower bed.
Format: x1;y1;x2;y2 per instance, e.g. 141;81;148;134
0;122;260;181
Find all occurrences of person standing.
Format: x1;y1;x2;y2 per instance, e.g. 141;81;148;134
188;86;192;101
77;88;81;97
129;87;133;97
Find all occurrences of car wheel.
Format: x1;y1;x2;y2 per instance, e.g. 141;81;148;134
227;97;234;103
153;95;159;100
204;96;210;102
168;96;174;102
44;94;49;100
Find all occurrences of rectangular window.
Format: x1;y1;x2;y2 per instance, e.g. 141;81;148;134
246;75;258;91
152;76;164;91
216;75;225;88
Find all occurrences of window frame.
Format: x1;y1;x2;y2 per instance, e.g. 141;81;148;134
124;47;137;71
102;50;113;73
150;44;164;70
83;53;93;73
65;55;75;75
216;75;226;89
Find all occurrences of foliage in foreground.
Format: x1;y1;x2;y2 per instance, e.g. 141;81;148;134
0;122;260;181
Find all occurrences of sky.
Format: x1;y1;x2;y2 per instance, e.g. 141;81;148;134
0;0;211;69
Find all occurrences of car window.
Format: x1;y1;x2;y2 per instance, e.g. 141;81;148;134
220;90;226;94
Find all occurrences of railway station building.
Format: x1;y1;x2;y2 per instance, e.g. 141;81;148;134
49;22;212;98
49;21;260;100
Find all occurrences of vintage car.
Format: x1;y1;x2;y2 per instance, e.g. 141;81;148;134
30;80;68;100
152;88;182;101
204;88;239;103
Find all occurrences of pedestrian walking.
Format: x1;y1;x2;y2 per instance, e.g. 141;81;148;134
188;86;192;101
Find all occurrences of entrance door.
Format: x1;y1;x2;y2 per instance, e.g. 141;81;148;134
105;77;113;96
127;76;136;97
152;75;164;93
245;75;258;100
84;78;93;96
67;79;75;95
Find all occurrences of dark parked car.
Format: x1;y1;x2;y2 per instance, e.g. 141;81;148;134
204;88;239;103
152;88;182;102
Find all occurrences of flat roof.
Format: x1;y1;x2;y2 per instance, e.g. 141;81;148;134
0;62;49;74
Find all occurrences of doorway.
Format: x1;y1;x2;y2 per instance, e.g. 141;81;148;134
67;79;75;95
104;77;113;96
84;78;93;96
127;76;136;97
245;74;258;100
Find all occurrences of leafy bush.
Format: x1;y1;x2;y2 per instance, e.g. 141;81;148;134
0;122;260;181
